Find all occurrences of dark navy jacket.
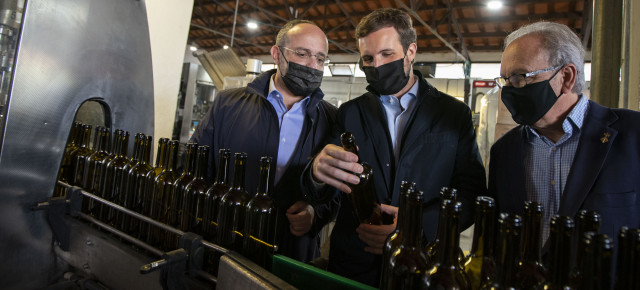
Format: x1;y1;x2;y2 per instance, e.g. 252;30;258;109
303;71;487;286
489;100;640;242
190;69;338;262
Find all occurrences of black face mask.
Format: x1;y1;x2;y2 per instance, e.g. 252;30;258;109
501;79;563;125
362;57;410;95
279;55;323;97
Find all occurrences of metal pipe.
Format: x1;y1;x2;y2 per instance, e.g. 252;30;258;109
591;0;623;108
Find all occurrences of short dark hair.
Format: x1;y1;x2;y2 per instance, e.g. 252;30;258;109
355;8;417;52
275;19;316;47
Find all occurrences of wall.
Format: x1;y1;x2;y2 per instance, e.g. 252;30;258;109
146;0;194;143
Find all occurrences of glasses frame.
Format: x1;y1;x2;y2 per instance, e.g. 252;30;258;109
279;46;329;66
494;65;564;88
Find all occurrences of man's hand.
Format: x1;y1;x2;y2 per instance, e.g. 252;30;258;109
356;204;399;254
312;144;363;193
286;201;315;237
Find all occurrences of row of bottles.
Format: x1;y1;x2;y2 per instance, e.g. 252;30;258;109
381;184;640;290
57;123;277;271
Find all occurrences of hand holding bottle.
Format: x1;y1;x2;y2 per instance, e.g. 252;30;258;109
311;144;363;193
356;204;398;254
286;201;316;236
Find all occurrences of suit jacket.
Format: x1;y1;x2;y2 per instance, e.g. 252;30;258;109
489;100;640;240
190;69;338;262
309;71;487;286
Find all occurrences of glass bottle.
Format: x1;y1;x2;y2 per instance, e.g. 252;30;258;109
481;213;522;290
72;124;94;187
141;137;168;246
82;127;111;215
202;148;231;242
542;215;577;290
577;234;613;290
180;145;212;234
123;135;153;236
340;132;384;225
515;201;548;288
380;181;415;289
464;196;497;290
99;130;129;225
115;132;144;230
216;152;250;251
572;210;601;281
168;142;198;233
55;122;82;197
243;156;276;268
155;140;180;250
426;200;471;289
614;227;633;289
382;189;429;290
425;187;465;266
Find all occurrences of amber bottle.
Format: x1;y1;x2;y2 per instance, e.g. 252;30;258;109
572;210;601;281
464;196;497;290
542;215;577;290
380;181;415;289
243;156;277;268
123;135;153;236
425;187;465;266
216;152;250;251
515;201;548;288
100;130;129;225
382;189;429;289
481;213;522;290
180;145;212;234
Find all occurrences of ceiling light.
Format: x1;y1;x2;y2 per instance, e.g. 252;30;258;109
189;45;197;51
223;45;229;49
247;21;258;30
487;1;503;10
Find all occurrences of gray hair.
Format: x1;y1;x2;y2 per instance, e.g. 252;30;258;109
275;19;316;47
505;22;586;93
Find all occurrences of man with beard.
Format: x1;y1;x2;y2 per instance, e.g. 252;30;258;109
189;20;337;262
489;21;640;245
301;8;486;286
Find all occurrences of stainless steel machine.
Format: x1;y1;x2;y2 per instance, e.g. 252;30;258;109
0;0;153;288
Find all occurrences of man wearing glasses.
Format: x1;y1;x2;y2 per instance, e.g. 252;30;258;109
489;21;640;245
189;20;337;262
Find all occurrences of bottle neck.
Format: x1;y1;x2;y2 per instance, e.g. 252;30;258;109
436;206;461;267
256;160;271;196
399;195;422;247
194;147;210;179
394;192;408;232
183;144;197;175
215;153;230;185
549;226;573;285
79;126;92;149
469;206;496;257
155;140;167;168
522;212;543;262
95;129;110;153
231;156;246;190
166;142;178;172
140;136;152;164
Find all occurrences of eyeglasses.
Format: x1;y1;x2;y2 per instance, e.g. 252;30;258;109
279;46;329;66
494;65;563;88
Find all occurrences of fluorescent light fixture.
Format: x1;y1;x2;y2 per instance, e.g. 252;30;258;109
328;64;355;76
223;45;229;49
247;21;258;29
487;1;503;10
189;45;198;51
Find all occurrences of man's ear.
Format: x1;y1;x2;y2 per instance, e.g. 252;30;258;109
561;63;578;94
271;45;281;64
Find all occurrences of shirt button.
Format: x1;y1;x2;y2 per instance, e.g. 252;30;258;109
386;163;390;167
281;138;286;143
551;180;556;185
552;147;557;151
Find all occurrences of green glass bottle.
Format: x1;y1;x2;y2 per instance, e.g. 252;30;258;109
55;122;82;197
515;201;548;288
577;233;613;290
156;140;180;250
180;145;212;233
542;215;577;289
481;213;522;290
425;187;465;266
243;156;276;268
217;152;250;251
123;135;153;236
115;132;144;231
464;196;497;290
202;148;231;242
83;127;112;215
72;124;94;187
100;130;130;225
142;137;168;246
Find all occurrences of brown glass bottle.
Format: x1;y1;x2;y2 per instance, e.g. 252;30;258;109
542;215;577;290
340;132;384;225
142;137;169;246
168;142;197;233
380;181;415;289
115;132;144;230
242;156;276;268
481;213;522;290
155;140;180;250
426;200;471;289
577;233;613;290
217;152;250;251
72;124;94;187
425;187;465;266
464;196;497;290
55;122;82;197
82;127;112;215
572;210;600;281
515;201;548;288
202;148;231;242
180;145;212;234
122;135;153;236
382;189;429;290
99;130;130;225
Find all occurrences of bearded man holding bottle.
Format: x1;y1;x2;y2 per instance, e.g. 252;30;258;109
189;20;338;262
301;8;487;287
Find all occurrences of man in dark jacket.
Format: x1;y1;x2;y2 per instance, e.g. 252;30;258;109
189;20;337;262
302;9;487;286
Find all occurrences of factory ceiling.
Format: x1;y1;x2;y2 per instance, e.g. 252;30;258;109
187;0;591;60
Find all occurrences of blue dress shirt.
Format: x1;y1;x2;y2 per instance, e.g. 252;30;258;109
523;94;589;241
266;76;309;184
379;78;419;163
